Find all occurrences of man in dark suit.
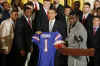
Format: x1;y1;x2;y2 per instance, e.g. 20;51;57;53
87;16;100;66
40;8;67;66
34;0;51;31
40;8;67;39
12;5;36;66
79;2;93;31
50;0;65;21
93;17;100;66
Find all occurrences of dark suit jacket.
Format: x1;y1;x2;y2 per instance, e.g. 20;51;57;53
35;7;49;31
87;23;100;48
79;13;93;31
40;19;67;40
13;16;36;52
34;4;49;31
93;27;100;48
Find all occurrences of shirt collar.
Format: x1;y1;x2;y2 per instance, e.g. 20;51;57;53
24;15;32;22
49;19;55;23
9;18;14;25
83;13;90;18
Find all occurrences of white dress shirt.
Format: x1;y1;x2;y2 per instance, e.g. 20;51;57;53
49;19;55;32
82;13;89;19
43;8;48;15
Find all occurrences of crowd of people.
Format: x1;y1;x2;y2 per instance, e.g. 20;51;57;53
0;0;100;66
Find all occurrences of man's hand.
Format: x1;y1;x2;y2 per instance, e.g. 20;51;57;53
30;48;33;52
20;50;26;56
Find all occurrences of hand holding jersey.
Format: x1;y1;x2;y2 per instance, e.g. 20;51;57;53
32;32;65;66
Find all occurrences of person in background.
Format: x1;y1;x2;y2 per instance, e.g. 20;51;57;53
35;0;51;31
0;0;3;23
93;17;100;66
13;4;36;66
73;1;82;17
92;0;100;16
79;2;93;31
0;1;10;23
50;0;64;21
0;9;18;66
64;6;72;25
87;16;100;66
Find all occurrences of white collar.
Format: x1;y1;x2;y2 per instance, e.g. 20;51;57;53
43;7;48;14
83;13;90;18
49;19;55;23
54;4;59;8
24;15;32;22
9;18;14;25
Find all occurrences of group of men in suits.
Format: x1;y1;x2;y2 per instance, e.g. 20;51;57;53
0;0;100;66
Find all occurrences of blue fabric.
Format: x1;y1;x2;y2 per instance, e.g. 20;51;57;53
32;32;62;66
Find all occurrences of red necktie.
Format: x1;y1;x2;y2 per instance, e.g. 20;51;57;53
82;16;86;24
93;27;96;36
28;18;32;28
34;3;37;11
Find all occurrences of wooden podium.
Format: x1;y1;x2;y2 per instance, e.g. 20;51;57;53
58;48;95;56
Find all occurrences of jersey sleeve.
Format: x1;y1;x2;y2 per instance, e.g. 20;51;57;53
32;34;40;45
54;32;65;48
55;32;63;40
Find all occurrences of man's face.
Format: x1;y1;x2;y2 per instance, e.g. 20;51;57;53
54;0;59;4
95;1;100;9
93;17;100;26
0;0;3;4
74;2;80;9
48;10;57;20
24;9;32;17
64;8;71;16
83;5;90;13
3;2;10;11
69;16;77;25
43;1;50;9
11;12;18;21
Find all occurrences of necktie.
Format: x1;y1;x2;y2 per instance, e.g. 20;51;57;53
82;16;86;24
34;3;37;11
49;21;53;32
28;18;32;28
93;27;96;36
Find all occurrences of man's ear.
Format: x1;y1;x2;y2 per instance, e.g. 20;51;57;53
55;13;57;16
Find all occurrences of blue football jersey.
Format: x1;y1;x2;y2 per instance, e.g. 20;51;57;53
32;32;63;66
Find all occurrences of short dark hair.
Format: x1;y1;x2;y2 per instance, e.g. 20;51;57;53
11;8;18;13
84;2;91;7
23;5;32;12
2;1;9;6
24;1;34;7
64;6;71;9
74;1;80;7
49;8;57;13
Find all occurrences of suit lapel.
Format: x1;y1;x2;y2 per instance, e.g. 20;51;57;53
22;16;32;32
52;20;57;32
